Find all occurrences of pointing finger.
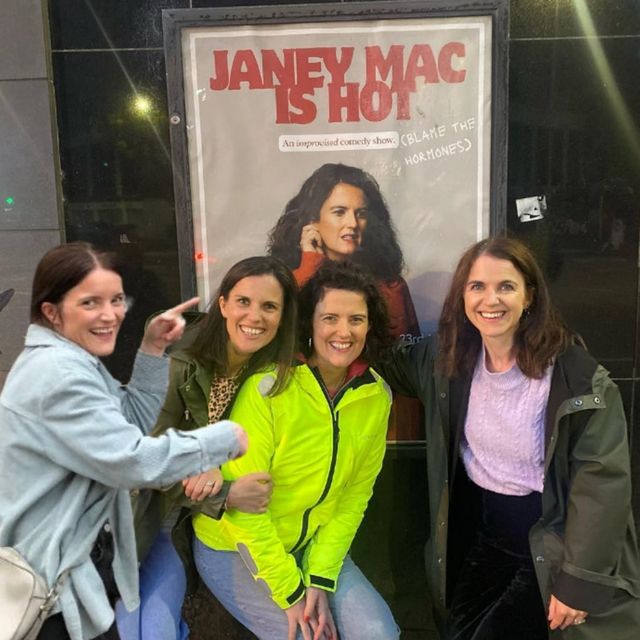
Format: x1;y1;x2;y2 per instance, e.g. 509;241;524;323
163;297;200;318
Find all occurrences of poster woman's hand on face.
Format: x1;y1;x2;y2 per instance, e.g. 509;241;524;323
300;223;324;254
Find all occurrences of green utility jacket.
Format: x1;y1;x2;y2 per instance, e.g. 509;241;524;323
133;346;234;587
193;362;392;609
379;338;640;639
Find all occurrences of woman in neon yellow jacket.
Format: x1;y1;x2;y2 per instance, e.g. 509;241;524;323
192;261;400;640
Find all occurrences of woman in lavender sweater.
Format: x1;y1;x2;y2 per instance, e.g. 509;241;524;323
378;237;640;639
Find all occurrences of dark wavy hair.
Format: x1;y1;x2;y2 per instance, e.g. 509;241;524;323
188;256;298;394
437;237;574;379
298;261;392;365
31;242;119;325
267;163;405;282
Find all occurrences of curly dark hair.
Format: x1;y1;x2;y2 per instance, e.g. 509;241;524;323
298;261;392;365
437;236;575;379
267;163;405;282
188;256;298;394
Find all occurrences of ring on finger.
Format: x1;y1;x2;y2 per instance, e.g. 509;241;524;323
573;618;586;625
205;481;215;486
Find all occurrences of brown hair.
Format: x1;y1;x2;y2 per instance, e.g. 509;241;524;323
188;256;298;395
267;163;405;282
31;242;118;325
437;236;574;378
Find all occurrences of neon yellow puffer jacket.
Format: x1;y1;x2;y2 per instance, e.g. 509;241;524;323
193;362;391;608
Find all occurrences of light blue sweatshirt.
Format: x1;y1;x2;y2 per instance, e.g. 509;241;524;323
0;325;242;640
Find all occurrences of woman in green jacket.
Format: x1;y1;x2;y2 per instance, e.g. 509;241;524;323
379;237;640;639
118;256;298;640
193;261;399;640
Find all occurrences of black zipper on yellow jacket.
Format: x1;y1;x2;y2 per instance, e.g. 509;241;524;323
290;366;344;553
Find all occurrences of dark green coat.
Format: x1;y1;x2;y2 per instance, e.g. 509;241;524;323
133;348;232;591
379;338;640;638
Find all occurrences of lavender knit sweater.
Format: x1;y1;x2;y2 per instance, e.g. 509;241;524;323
461;349;552;496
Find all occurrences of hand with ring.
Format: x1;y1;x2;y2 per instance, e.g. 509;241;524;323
548;594;588;630
182;467;224;501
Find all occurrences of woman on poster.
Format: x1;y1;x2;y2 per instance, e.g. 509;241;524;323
378;237;640;639
192;261;399;640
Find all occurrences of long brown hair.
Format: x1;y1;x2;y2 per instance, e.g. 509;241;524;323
437;237;574;379
188;256;298;394
267;163;405;282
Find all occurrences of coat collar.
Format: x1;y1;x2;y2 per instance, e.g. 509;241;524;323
24;324;100;366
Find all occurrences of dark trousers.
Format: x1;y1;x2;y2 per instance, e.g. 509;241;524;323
37;525;121;640
446;534;549;640
445;486;548;640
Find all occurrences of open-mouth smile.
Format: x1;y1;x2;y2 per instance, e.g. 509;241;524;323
240;325;265;336
330;341;352;351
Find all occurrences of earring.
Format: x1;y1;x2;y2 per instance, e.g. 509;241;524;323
522;307;530;318
308;337;312;349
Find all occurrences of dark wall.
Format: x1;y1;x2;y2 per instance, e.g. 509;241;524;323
46;1;640;638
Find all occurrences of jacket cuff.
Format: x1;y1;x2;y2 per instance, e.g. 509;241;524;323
272;578;305;609
552;570;618;614
306;574;336;592
194;481;230;520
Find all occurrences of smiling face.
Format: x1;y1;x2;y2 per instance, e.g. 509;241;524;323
463;254;532;350
41;267;126;357
315;183;368;261
219;274;284;371
309;287;369;386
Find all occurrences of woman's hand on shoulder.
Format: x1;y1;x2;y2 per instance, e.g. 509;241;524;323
182;467;223;501
548;594;588;630
300;224;324;255
140;297;199;356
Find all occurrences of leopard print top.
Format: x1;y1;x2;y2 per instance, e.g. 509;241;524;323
207;376;240;423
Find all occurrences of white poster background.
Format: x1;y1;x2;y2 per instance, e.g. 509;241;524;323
182;17;492;333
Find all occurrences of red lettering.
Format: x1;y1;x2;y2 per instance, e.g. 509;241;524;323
365;45;405;92
296;49;325;91
228;50;263;90
359;82;392;122
438;42;466;82
323;47;355;85
404;45;439;90
262;49;296;88
210;50;229;90
328;83;360;122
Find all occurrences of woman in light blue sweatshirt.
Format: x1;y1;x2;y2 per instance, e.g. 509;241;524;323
0;242;247;640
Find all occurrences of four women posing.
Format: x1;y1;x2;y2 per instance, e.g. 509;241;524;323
2;233;639;640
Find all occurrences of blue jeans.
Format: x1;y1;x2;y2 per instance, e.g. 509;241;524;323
193;537;400;640
115;532;189;640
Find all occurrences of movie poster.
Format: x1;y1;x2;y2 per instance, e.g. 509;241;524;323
181;16;493;441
